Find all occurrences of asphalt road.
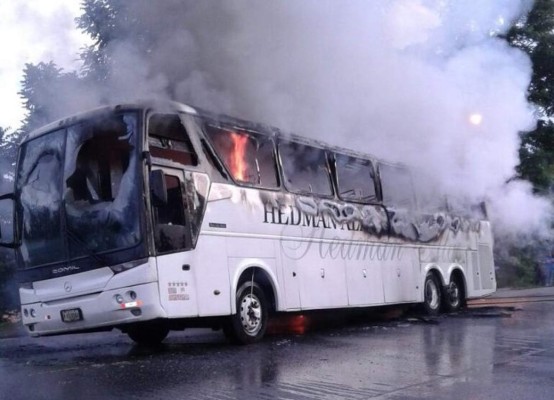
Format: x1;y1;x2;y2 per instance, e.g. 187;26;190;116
1;294;554;400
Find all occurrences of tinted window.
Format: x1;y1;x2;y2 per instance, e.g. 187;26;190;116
279;141;333;196
379;164;415;209
335;154;377;203
206;125;278;188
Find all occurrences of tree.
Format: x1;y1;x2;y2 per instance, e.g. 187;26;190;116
507;0;554;194
19;62;80;135
77;0;161;85
493;0;554;287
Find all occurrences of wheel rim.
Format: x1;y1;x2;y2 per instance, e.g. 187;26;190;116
240;293;262;336
425;278;439;310
448;281;460;307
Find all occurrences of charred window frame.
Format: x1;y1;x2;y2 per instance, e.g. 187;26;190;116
147;113;198;166
204;124;279;189
278;140;334;197
378;163;416;210
334;153;378;204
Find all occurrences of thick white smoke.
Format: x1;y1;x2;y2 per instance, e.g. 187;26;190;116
27;0;554;237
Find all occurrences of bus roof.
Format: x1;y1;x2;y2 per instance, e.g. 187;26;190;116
22;99;406;170
23;100;197;142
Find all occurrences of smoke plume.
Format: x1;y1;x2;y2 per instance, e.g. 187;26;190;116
30;0;554;237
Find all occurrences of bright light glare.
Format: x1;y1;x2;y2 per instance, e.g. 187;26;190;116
469;113;483;126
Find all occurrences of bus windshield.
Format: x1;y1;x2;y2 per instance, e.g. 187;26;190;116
16;112;141;269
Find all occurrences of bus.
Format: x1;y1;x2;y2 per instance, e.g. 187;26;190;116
0;101;496;345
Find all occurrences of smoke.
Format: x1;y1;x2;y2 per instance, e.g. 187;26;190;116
29;0;553;238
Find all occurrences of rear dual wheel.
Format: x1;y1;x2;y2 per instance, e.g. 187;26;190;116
443;275;464;312
423;273;442;316
423;272;465;315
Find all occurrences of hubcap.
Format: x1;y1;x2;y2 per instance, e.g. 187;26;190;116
425;278;439;310
240;293;262;336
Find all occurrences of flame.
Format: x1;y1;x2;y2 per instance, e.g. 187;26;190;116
229;132;250;181
267;314;310;335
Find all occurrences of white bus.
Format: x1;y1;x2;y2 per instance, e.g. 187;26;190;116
0;101;496;345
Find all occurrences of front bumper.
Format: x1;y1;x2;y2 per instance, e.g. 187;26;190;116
21;281;166;336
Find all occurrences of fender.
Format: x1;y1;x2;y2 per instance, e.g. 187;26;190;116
229;258;281;314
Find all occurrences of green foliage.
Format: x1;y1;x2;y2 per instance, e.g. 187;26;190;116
18;62;80;135
507;0;554;116
77;0;154;83
495;243;544;288
517;120;554;194
507;0;554;194
500;0;554;287
77;0;119;83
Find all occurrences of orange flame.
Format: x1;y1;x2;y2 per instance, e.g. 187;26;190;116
229;132;249;181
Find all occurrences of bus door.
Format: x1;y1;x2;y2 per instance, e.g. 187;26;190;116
150;166;200;317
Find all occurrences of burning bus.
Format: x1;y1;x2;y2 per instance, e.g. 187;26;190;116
0;101;496;345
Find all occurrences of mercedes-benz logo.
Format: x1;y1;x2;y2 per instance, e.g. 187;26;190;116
64;281;72;293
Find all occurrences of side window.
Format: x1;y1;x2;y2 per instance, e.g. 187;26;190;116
153;174;190;253
335;154;377;203
205;125;279;188
379;163;416;209
279;141;333;196
148;113;198;165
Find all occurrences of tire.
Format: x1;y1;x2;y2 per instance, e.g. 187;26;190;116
126;322;169;346
422;273;442;316
225;281;268;345
443;275;465;313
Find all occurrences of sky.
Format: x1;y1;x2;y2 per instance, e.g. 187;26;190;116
0;0;88;130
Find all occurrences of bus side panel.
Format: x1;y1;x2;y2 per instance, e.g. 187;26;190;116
193;235;232;317
345;256;385;306
156;252;199;317
297;242;349;310
382;247;419;303
279;241;302;310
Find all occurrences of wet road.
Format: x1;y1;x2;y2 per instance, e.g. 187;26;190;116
1;300;554;400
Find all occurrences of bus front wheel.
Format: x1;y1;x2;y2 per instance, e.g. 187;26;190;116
126;322;169;346
423;273;442;316
225;281;268;344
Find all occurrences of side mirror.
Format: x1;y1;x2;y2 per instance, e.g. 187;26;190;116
0;193;16;248
150;169;167;206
